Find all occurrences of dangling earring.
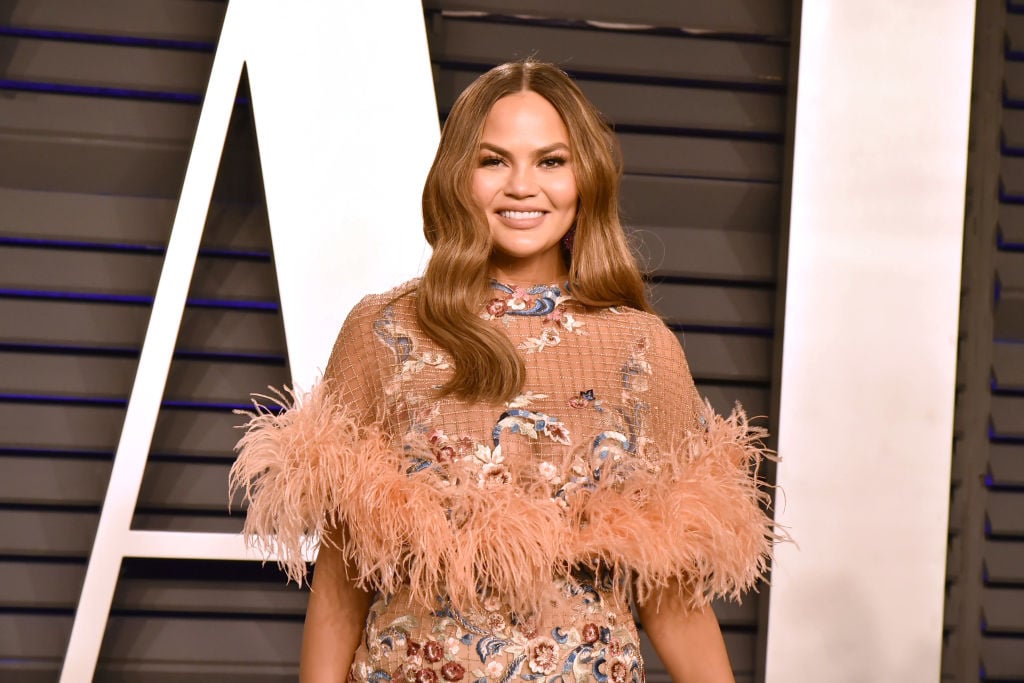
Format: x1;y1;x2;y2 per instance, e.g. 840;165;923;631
562;225;577;256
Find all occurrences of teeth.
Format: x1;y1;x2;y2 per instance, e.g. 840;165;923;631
500;210;544;219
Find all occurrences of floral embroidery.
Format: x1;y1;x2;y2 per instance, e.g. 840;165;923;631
518;327;561;353
350;576;644;683
568;389;603;412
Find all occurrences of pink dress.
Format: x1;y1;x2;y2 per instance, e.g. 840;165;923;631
231;280;774;683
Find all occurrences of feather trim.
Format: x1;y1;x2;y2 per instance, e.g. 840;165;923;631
565;401;777;609
231;385;776;613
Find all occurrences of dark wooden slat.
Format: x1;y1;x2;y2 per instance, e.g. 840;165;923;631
0;299;286;356
699;386;769;421
0;560;306;615
988;491;1024;536
0;246;278;302
429;17;787;86
997;250;1024;290
990;444;1024;486
0;510;96;556
993;341;1024;389
650;282;774;328
1000;202;1024;244
991;395;1024;438
130;513;242;533
0;455;109;506
982;587;1024;633
981;637;1024;678
424;0;791;37
1004;61;1024;105
633;226;776;282
618;132;781;181
678;332;772;384
986;540;1024;583
995;296;1024;340
0;403;244;457
0;35;212;93
139;461;237;512
0;186;271;250
435;69;786;134
1001;156;1024;199
1003;109;1024;151
621;175;780;233
9;0;226;42
1007;12;1024;57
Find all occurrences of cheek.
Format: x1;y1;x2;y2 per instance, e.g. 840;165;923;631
551;175;579;211
471;171;499;208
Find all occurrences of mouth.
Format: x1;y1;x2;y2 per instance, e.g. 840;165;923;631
498;210;546;220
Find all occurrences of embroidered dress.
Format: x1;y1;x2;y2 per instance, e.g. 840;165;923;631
231;280;775;683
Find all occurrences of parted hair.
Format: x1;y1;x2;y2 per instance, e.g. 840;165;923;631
417;60;654;403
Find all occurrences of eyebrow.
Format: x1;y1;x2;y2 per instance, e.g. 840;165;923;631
478;142;571;157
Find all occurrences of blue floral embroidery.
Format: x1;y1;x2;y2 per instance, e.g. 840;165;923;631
488;282;568;317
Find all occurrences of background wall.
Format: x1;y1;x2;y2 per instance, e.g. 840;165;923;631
3;0;1020;681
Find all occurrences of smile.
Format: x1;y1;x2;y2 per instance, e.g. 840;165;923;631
498;210;546;219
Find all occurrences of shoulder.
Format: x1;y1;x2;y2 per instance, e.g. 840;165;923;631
341;278;421;328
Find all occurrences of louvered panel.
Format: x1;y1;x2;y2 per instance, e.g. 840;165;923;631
0;299;285;356
130;514;240;533
651;283;774;329
139;462;239;512
0;187;270;250
981;638;1024;680
422;0;790;37
994;295;1024;340
617;132;780;181
1000;206;1024;245
9;0;224;42
988;492;1024;536
0;510;96;556
991;395;1024;438
0;353;286;404
993;342;1024;389
1004;61;1024;104
435;69;786;134
428;16;786;86
0;247;277;302
0;403;241;457
679;333;772;384
0;456;109;506
0;35;212;94
986;540;1024;583
990;444;1024;486
621;176;779;233
983;588;1024;634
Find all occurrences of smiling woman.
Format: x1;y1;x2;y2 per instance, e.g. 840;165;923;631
230;60;776;683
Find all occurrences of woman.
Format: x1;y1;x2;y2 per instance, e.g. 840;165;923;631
231;60;774;683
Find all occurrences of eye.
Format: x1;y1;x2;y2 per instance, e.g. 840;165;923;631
479;155;505;168
539;155;569;169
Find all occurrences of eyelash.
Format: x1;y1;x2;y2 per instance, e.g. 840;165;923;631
478;155;569;168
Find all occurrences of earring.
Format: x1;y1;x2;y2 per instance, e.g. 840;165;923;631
562;225;577;255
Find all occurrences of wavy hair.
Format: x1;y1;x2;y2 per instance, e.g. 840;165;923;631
418;60;653;403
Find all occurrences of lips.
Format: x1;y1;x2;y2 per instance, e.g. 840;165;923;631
495;208;548;229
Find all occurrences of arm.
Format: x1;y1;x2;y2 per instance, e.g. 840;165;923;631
299;529;374;682
637;579;735;683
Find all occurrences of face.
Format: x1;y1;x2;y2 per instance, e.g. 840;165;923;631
472;90;578;284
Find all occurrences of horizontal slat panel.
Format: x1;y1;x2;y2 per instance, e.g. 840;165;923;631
425;0;791;37
990;444;1024;486
995;296;1024;340
1003;109;1024;151
988;491;1024;536
0;299;285;355
0;455;108;506
139;461;237;512
1004;61;1024;104
981;637;1024;679
621;175;779;233
1000;203;1024;244
0;561;305;615
0;615;301;671
9;0;225;42
0;352;286;403
429;17;787;86
0;246;277;301
633;226;775;281
0;186;271;250
983;587;1024;633
0;403;240;456
993;341;1024;389
679;332;772;384
434;69;786;134
0;510;96;556
997;250;1024;289
986;540;1024;583
651;283;774;328
991;395;1024;438
1007;12;1024;56
699;385;769;420
618;132;780;181
0;35;212;93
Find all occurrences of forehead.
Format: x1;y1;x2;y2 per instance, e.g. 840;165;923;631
480;91;570;145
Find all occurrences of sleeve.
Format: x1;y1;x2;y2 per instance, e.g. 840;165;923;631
228;294;394;585
569;317;778;609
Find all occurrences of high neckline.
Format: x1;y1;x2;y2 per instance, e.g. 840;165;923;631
483;280;571;319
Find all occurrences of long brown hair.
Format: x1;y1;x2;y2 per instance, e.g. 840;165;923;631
418;60;653;403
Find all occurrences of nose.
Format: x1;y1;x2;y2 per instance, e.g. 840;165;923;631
503;163;538;198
